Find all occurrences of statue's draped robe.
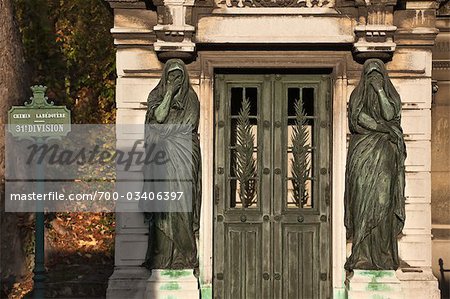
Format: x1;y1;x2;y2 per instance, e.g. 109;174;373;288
344;59;406;271
139;60;201;270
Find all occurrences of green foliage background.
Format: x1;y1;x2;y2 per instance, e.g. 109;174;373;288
13;0;116;124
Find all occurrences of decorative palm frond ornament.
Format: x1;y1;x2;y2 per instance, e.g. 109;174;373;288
235;97;257;207
291;99;310;207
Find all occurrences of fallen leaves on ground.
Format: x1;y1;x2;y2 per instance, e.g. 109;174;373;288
7;212;115;298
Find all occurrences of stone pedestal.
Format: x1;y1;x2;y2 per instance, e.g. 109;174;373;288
397;268;440;299
107;267;151;299
345;270;405;299
145;269;200;299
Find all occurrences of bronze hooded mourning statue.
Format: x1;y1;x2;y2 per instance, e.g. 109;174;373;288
139;59;201;270
344;59;407;271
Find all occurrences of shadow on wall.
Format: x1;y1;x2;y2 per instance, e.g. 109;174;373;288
439;258;450;299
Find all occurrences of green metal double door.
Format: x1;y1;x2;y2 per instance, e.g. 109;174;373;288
214;74;331;299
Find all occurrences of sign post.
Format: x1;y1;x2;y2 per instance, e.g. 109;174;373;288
7;85;71;299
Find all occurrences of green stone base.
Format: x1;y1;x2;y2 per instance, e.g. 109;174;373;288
333;287;347;299
345;270;405;299
145;269;200;299
200;284;212;299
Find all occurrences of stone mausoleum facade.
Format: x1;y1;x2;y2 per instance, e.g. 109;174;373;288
104;0;450;297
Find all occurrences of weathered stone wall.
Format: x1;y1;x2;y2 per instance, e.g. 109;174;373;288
105;1;443;297
431;13;450;289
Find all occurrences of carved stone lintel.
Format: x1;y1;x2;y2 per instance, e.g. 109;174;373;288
106;0;147;9
156;48;197;63
153;0;196;61
395;27;439;48
405;0;440;10
353;25;397;63
352;0;397;63
111;28;156;47
153;25;196;61
222;0;335;8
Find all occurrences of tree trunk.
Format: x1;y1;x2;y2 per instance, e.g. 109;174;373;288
0;0;31;295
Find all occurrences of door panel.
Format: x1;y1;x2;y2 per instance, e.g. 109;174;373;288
214;74;331;299
225;225;262;298
282;225;319;299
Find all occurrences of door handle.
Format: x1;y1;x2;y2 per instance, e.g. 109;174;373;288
214;185;220;205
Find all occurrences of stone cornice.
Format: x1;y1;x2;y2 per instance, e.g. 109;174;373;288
436;17;450;32
405;0;440;10
106;0;148;9
395;28;439;47
110;28;156;46
432;60;450;70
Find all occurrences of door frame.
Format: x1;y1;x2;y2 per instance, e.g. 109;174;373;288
213;73;331;298
197;51;353;297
